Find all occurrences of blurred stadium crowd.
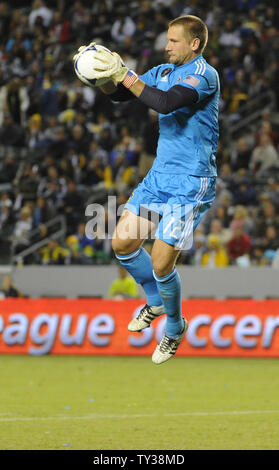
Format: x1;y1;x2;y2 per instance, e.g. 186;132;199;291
0;0;279;267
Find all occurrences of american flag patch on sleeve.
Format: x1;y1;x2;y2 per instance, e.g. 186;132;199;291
183;76;200;87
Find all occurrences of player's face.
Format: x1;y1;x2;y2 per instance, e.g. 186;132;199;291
165;25;199;65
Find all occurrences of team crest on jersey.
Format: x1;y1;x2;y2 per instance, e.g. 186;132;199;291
176;75;181;83
161;68;172;77
160;68;172;81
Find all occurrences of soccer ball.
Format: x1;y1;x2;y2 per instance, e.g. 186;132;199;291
73;44;111;87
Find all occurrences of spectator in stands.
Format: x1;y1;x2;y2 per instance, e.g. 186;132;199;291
0;274;21;298
5;26;31;56
81;156;105;187
98;127;115;153
218;163;235;192
87;140;108;164
232;178;258;206
208;218;232;246
249;134;279;173
37;165;65;198
0;113;25;147
48;10;72;44
0;3;11;42
250;245;266;266
231;137;252;171
227;87;248;119
108;265;139;299
216;140;230;168
27;113;45;148
0;153;17;183
65;235;84;265
69;0;89;39
32;196;52;229
12;205;32;253
105;144;136;191
48;126;68;159
58;157;75;181
39;238;69;265
59;180;84;234
91;9;112;43
243;41;264;72
219;18;242;47
259;226;279;251
42;115;60;141
237;0;259;14
75;221;94;263
0;198;14;234
255;201;279;237
17;162;40;203
265;178;279;208
41;181;63;211
0;76;29;126
247;72;265;99
191;231;207;266
28;0;53;29
229;205;254;235
68;124;90;157
201;235;229;268
111;8;136;47
0;192;12;210
227;226;252;263
255;120;278;149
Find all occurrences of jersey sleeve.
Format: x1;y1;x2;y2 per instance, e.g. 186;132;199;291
180;69;219;103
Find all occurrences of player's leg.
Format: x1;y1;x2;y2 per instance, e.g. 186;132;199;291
112;209;164;330
151;239;188;364
150;175;217;364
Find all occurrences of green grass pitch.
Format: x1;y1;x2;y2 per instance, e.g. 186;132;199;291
1;355;279;450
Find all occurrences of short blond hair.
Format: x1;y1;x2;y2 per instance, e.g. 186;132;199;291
169;15;208;53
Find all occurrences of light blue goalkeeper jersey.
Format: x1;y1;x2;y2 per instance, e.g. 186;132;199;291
140;55;220;176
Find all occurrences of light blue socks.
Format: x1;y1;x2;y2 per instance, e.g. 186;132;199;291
153;267;184;338
115;248;163;306
115;249;183;338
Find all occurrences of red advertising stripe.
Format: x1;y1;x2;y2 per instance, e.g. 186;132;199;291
0;298;279;356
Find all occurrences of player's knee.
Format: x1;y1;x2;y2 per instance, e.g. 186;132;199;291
152;257;174;278
111;237;139;256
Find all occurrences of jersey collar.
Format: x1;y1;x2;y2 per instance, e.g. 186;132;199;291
173;54;203;70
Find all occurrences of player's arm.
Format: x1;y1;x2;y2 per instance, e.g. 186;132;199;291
99;74;198;111
93;50;198;111
100;77;198;111
99;80;136;101
127;80;198;114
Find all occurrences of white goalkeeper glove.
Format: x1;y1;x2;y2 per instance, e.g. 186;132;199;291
93;50;139;88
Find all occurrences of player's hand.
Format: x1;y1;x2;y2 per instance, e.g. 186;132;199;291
73;42;116;87
94;50;129;85
110;52;130;84
94;49;123;77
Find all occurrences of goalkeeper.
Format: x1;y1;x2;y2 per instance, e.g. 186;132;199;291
81;15;220;364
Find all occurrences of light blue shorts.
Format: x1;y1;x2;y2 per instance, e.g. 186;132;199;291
124;169;216;250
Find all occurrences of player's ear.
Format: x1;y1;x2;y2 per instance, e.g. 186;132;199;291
192;37;200;52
